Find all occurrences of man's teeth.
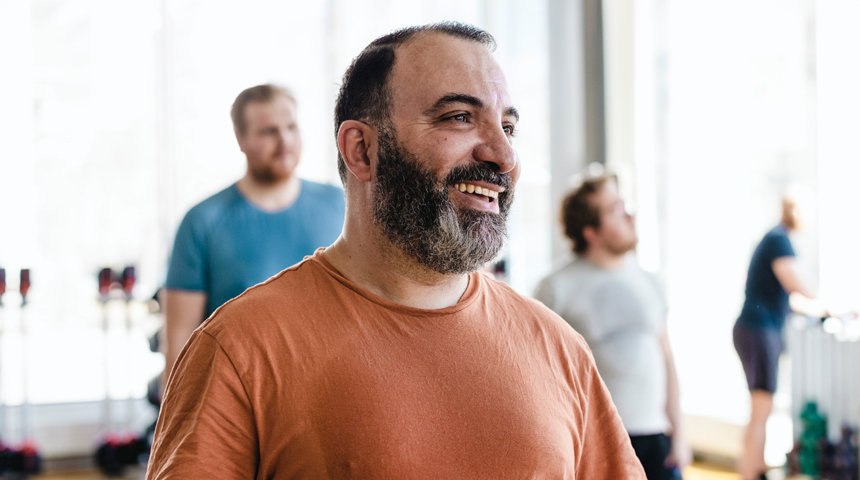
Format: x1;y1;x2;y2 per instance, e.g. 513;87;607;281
454;183;499;199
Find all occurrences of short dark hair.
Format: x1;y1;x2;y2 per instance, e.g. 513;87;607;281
333;22;496;183
560;175;615;254
231;84;296;136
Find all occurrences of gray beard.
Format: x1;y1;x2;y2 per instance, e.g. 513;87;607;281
372;129;513;276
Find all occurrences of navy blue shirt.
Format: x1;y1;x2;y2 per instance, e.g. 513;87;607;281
166;180;345;317
736;225;796;330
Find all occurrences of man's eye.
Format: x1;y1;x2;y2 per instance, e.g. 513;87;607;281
447;114;468;123
503;124;516;136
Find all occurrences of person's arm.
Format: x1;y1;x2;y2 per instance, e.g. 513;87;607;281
772;257;828;317
147;330;259;479
160;289;207;398
572;337;647;479
161;208;210;396
659;328;692;470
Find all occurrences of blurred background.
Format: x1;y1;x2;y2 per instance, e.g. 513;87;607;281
1;0;859;476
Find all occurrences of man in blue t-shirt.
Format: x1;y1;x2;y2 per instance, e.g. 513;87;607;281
733;191;824;480
160;84;345;397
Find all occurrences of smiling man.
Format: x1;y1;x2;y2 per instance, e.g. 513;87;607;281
147;23;644;479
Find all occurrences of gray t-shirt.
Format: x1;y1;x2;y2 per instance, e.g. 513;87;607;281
534;256;669;435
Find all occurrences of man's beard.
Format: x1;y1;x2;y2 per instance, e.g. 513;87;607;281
248;157;295;185
605;237;638;256
250;166;287;184
372;129;514;276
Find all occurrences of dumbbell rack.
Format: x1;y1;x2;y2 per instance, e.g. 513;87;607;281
787;315;860;441
785;315;860;479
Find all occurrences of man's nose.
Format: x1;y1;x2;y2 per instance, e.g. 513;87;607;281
279;129;289;143
473;124;517;174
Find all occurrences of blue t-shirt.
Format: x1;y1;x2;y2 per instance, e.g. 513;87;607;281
166;180;345;317
736;225;796;330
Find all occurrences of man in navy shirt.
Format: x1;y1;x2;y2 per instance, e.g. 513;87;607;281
733;190;824;480
161;85;345;397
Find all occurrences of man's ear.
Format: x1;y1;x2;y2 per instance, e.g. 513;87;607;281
337;120;376;183
582;225;600;247
235;129;247;154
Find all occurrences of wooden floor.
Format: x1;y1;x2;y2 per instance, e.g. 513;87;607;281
31;465;145;479
685;463;797;480
29;462;800;479
686;462;740;480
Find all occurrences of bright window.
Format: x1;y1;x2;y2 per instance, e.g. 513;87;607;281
0;0;552;405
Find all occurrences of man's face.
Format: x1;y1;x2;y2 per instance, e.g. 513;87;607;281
373;128;513;275
371;33;520;274
590;183;638;255
237;95;301;184
782;199;807;231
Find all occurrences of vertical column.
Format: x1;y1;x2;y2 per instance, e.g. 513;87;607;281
603;0;634;181
0;0;36;275
651;0;670;278
817;0;860;312
547;0;606;261
604;0;666;273
323;0;339;184
584;0;606;168
0;0;34;416
156;0;176;283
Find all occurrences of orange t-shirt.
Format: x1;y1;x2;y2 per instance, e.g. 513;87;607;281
147;250;645;479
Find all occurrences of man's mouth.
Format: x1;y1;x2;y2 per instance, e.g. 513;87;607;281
453;182;505;202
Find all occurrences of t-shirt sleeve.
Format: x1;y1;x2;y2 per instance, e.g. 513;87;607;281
573;338;647;479
147;331;259;479
165;211;207;292
766;231;795;262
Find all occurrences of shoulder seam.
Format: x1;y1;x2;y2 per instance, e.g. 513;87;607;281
200;330;258;425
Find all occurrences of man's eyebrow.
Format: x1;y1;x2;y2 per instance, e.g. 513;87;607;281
423;94;520;122
423;94;483;116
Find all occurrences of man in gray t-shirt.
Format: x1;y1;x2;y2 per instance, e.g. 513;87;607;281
535;175;690;480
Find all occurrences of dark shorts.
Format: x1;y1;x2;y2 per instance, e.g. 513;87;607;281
629;433;681;480
733;324;783;393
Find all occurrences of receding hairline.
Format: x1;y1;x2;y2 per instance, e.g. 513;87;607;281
370;22;496;52
390;29;497;71
384;31;512;120
243;92;297;111
232;84;297;136
382;27;498;78
404;27;492;47
234;92;297;137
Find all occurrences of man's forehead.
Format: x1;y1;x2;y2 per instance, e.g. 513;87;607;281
245;97;295;120
389;33;512;114
588;182;616;205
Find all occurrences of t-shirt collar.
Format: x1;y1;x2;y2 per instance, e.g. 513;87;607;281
309;247;482;317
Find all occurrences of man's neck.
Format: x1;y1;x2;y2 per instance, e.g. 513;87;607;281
236;174;301;212
582;247;627;270
323;220;469;310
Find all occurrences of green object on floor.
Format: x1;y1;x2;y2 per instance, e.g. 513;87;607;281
798;401;827;477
